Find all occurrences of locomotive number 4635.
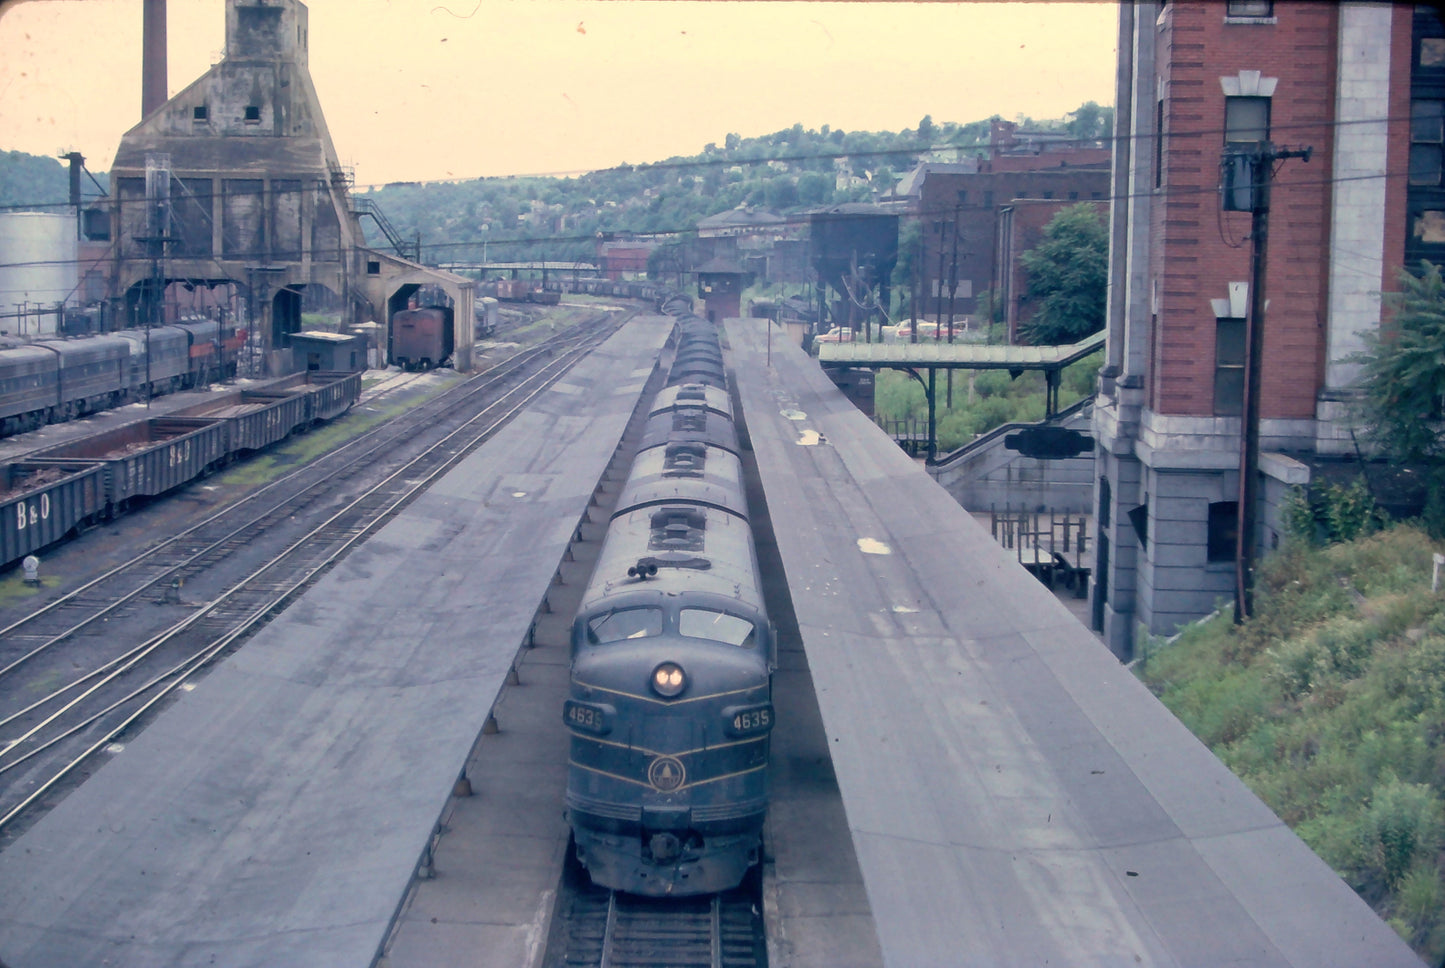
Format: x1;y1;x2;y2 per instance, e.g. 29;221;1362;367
564;700;613;735
725;704;773;737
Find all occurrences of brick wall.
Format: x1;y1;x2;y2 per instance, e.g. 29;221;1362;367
1150;1;1347;420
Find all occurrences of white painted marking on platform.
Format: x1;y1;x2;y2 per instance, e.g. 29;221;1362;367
857;538;891;555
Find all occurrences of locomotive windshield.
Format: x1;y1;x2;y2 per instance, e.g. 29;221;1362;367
679;608;756;647
587;607;663;644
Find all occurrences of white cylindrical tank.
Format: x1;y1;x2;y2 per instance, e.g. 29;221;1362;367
0;212;79;336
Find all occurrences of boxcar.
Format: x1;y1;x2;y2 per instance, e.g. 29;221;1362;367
0;460;108;567
390;307;453;370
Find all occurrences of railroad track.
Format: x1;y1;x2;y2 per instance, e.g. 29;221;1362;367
550;880;765;968
0;309;628;841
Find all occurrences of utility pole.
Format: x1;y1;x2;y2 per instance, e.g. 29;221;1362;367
934;219;947;341
134;153;174;405
1224;141;1311;624
946;204;961;407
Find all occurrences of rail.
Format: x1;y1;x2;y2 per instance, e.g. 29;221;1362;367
0;314;627;839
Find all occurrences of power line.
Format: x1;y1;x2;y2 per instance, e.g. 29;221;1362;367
0;120;1433;273
0;105;1420;216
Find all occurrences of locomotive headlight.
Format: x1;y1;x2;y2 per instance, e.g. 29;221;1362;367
651;662;687;698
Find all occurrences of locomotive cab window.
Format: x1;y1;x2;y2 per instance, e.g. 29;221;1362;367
587;607;663;644
679;608;755;647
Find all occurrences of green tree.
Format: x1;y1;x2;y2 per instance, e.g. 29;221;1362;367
1017;203;1108;345
1066;101;1113;142
764;177;798;210
0;150;73;209
1349;261;1445;464
796;170;831;206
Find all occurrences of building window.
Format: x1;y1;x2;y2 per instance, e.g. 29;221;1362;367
1224;96;1270;146
1225;0;1273;19
193;105;208;121
1214;316;1246;415
1411;100;1444;187
367;260;381;275
244;105;261;122
1207;502;1238;562
957;190;968;204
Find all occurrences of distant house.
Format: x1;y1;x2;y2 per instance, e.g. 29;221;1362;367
695;207;789;242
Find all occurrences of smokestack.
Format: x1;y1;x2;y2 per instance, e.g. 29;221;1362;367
142;0;167;117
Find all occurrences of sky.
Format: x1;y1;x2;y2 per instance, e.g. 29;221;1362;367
0;0;1118;187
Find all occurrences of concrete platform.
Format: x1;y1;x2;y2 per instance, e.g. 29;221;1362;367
0;316;673;968
725;316;1423;968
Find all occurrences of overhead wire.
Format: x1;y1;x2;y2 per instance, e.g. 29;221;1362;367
0;108;1431;273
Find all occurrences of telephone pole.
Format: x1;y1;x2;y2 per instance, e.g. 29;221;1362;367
1223;141;1311;623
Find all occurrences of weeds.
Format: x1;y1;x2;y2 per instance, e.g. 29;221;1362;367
1135;525;1445;963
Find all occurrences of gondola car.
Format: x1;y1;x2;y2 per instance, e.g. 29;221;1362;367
564;301;774;896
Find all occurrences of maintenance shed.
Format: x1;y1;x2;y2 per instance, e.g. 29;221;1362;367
291;331;365;373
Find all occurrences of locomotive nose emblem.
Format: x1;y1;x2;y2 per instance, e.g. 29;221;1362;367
648;755;686;791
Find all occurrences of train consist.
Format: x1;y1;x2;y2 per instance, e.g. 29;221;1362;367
0;318;243;439
564;294;775;896
0;370;359;572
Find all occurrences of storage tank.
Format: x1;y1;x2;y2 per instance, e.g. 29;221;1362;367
0;212;79;336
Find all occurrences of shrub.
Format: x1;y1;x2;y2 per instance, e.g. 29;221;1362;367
1322;479;1382;543
1391;864;1445;958
1361;776;1444;891
1279;485;1319;547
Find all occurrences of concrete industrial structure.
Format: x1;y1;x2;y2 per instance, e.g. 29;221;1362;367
1093;2;1428;657
107;0;474;374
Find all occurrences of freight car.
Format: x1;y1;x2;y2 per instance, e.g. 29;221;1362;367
390;306;454;371
0;370;359;572
564;299;774;896
0;317;244;439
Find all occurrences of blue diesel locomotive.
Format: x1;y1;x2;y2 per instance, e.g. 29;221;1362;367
564;300;775;896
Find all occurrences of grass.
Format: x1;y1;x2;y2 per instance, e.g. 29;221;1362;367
1136;525;1445;962
874;353;1100;451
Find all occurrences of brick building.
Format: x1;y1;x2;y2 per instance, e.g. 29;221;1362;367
1092;2;1429;658
901;144;1109;326
995;198;1109;340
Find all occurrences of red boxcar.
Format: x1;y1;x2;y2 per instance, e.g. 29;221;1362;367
390;307;454;370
